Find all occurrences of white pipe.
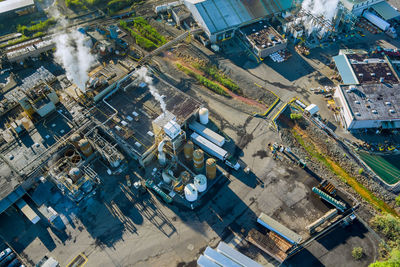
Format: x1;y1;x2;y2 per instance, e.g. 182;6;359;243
158;138;168;165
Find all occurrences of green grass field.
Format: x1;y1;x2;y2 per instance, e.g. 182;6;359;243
358;152;400;185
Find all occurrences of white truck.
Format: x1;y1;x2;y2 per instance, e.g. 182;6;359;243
190;132;240;170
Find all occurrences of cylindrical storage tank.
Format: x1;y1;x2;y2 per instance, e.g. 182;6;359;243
193;149;204;171
64;148;76;159
70;133;81;148
180;171;191;184
183;141;194;161
173;179;184;193
194;174;207;192
78;139;93;157
71;154;82;164
162;171;172;184
199;108;209;125
184;183;198;202
206;158;217;180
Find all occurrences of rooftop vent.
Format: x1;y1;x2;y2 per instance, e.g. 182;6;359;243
371;73;376;76
135;142;141;147
389;109;396;113
372;109;378;114
380;77;384;82
385;102;391;106
359;73;363;77
261;44;266;48
387;72;392;76
354;100;360;104
355;112;361;116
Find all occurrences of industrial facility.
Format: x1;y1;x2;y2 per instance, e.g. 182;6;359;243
0;0;36;19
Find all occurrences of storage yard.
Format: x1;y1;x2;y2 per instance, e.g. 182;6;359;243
1;0;400;266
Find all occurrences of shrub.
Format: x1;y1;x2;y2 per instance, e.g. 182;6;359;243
352;247;363;260
370;248;400;266
176;64;230;97
290;113;303;120
370;214;400;249
192;63;242;95
396;195;400;207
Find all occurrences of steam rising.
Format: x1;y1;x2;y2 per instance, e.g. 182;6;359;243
136;67;166;114
54;31;96;92
301;0;339;34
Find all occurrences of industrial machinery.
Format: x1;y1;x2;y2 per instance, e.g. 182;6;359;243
306;209;338;233
312;187;346;212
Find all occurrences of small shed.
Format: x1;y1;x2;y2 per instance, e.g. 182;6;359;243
305;104;319;116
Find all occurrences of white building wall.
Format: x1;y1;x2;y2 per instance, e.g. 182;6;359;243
351;0;384;16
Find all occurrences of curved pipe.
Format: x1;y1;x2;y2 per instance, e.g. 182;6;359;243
158;138;168;165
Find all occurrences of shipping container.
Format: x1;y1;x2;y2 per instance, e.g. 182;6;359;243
190;132;228;161
189;121;225;147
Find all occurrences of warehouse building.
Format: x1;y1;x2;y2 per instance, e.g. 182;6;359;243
240;20;287;59
183;0;294;43
334;83;400;130
0;0;36;19
333;51;399;84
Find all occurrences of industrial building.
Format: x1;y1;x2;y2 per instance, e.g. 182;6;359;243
334;83;400;130
0;0;36;19
240;20;287;59
333;51;399;84
183;0;294;43
5;36;55;63
340;0;399;18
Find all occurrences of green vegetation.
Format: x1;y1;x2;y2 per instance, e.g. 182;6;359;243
396;195;400;207
65;0;87;9
119;18;165;51
132;17;166;46
192;63;242;95
370;249;400;267
358;168;364;175
0;35;30;48
119;20;156;51
370;214;400;249
292;129;398;217
290;113;303;120
17;18;56;36
352;247;364;260
176;63;230;97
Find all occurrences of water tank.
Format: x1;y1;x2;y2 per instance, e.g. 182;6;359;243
173;179;184;193
184;183;198;202
64;148;76;159
194;174;207;192
71;154;82;164
184;141;194;161
199;108;209;125
206;158;217;179
193;149;204;171
180;171;191;184
70;133;81;148
78;139;93;157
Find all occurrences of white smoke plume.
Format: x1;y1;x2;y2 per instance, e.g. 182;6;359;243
54;30;96;92
136;67;166;114
301;0;339;34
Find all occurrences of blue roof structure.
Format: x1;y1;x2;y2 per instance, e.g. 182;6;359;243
185;0;293;34
333;55;359;85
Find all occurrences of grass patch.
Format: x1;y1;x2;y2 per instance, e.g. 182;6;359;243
0;35;30;48
120;20;157;51
292;129;398;217
192;63;242;95
132;17;166;46
176;63;231;97
17;18;56;36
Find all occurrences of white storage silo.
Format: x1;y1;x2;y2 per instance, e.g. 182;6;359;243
194;174;207;192
199;108;209;125
184;183;198;202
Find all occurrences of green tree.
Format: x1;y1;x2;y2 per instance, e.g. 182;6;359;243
396;195;400;207
352;247;363;260
370;249;400;267
358;168;364;175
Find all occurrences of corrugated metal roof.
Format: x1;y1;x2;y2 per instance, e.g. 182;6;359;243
0;0;35;14
257;213;303;244
333;55;359;85
186;0;293;34
372;1;400;20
